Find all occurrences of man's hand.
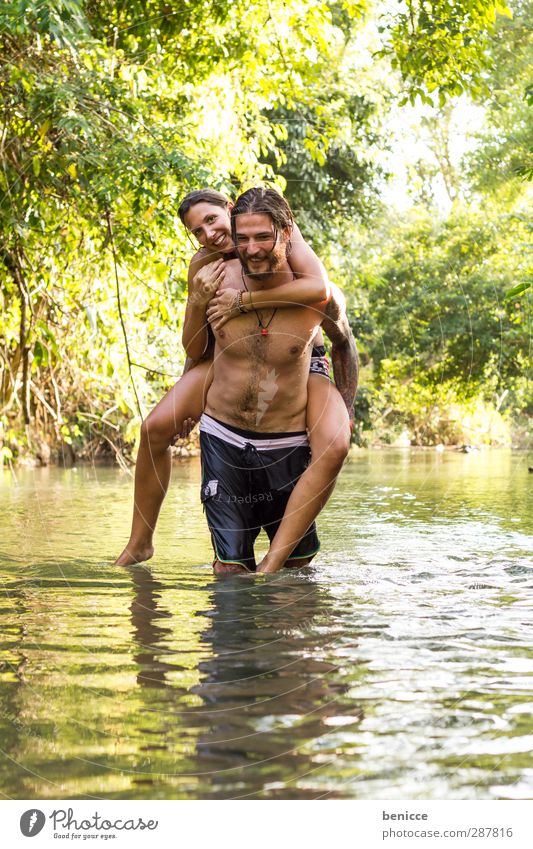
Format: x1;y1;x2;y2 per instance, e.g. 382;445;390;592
189;259;225;307
206;288;240;331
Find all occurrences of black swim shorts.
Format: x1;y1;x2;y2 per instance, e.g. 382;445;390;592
310;344;330;379
199;414;320;571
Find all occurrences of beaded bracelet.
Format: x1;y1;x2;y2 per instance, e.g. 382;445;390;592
236;291;247;313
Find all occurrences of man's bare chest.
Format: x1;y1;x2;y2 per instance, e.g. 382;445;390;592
216;307;318;363
215;265;320;361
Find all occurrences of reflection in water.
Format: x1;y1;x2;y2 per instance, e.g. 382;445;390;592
126;568;364;798
129;567;173;688
0;451;532;799
189;578;363;798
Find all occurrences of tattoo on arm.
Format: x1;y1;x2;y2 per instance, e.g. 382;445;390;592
331;332;359;418
323;291;359;418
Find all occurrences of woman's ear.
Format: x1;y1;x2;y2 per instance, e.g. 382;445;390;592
227;201;234;211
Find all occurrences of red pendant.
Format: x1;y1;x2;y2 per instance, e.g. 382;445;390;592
261;328;269;336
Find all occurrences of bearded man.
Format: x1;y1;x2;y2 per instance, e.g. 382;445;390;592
198;187;357;575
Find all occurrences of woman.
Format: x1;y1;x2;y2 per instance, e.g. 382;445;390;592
115;189;351;571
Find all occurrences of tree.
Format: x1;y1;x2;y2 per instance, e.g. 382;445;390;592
346;203;531;443
1;0;521;460
378;0;513;104
463;0;532;191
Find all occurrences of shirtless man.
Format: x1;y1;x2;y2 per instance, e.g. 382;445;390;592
200;187;356;575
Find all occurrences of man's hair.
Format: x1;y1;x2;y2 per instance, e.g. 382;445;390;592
178;188;229;225
231;188;294;242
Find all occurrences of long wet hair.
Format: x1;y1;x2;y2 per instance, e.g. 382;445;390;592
178;188;229;225
230;188;294;243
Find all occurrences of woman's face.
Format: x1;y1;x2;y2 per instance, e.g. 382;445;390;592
184;202;233;253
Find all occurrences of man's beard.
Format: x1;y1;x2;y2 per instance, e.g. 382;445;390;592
241;248;285;280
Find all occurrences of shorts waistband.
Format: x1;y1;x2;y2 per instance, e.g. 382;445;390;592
200;414;308;451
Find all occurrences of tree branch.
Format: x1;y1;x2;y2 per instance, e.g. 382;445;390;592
105;208;143;419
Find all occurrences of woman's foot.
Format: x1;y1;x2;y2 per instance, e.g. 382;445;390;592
114;543;155;567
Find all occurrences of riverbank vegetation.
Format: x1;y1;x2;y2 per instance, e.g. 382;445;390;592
1;0;530;465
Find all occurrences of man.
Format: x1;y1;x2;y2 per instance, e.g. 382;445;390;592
200;188;357;575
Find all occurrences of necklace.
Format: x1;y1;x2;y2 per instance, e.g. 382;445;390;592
241;268;277;336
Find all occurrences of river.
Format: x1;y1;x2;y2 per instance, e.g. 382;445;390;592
1;449;532;799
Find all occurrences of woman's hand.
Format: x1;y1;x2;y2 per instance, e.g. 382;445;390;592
206;288;241;330
189;259;225;307
171;416;197;443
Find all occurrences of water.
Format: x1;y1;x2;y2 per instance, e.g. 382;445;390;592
0;449;532;799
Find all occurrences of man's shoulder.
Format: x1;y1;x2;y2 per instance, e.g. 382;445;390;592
221;258;243;289
323;283;346;317
308;282;344;319
308;295;330;319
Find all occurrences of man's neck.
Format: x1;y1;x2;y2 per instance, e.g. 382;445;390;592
242;261;293;290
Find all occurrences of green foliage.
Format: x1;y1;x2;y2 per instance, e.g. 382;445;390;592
366;211;527;383
264;94;384;245
0;0;527;461
463;0;532;192
378;0;513;104
344;201;531;445
1;0;377;461
365;361;513;446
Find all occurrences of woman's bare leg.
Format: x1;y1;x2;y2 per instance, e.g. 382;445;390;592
257;375;350;573
114;360;213;566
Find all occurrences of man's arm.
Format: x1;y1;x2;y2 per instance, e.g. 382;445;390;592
320;283;358;423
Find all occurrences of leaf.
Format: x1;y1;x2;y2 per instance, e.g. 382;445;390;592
142;202;157;221
504;281;531;300
32;340;49;368
494;2;513;18
1;446;14;464
38;119;52;141
153;261;168;282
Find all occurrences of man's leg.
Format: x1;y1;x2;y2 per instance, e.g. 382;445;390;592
199;429;259;576
255;438;321;574
257;376;350;573
212;560;254;576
